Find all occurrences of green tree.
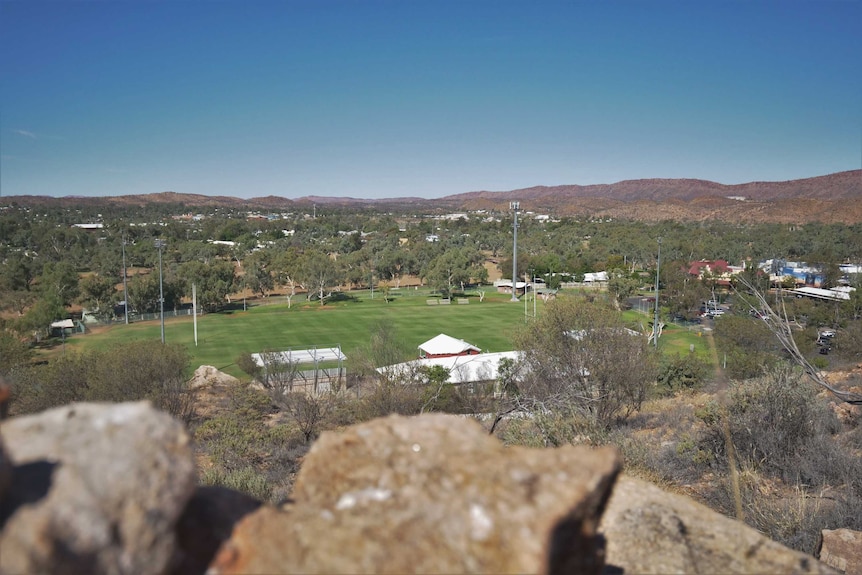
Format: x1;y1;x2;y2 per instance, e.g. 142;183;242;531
127;272;183;314
0;253;38;292
661;260;709;319
14;293;67;341
78;273;117;319
377;246;417;288
180;259;237;312
272;247;303;307
841;277;862;322
38;261;80;307
298;250;342;306
607;268;640;308
242;251;275;298
0;331;32;375
425;247;486;297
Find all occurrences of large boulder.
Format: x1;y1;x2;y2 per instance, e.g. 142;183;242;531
600;476;838;574
817;528;862;575
188;365;239;390
210;413;621;574
0;401;196;575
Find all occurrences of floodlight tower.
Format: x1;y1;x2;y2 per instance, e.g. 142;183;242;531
653;237;662;349
122;232;129;325
510;201;520;302
154;239;166;344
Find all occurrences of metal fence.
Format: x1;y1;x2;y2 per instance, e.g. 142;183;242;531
89;308;199;326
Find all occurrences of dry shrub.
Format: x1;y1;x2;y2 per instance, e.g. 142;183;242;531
193;383;302;503
702;469;862;554
695;365;862;552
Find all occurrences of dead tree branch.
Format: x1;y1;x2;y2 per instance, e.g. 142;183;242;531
735;276;862;405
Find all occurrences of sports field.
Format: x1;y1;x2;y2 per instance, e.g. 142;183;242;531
65;288;712;378
66;289;541;377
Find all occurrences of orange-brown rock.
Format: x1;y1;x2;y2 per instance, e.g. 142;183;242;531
210;413;621;574
601;476;839;574
817;528;862;575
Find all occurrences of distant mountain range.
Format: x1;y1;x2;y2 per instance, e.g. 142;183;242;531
4;170;860;223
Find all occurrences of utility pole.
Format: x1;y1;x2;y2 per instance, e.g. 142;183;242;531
653;237;662;349
532;268;536;318
122;232;129;325
155;239;166;344
510;201;520;302
193;282;198;347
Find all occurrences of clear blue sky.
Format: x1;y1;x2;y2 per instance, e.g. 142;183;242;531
2;1;860;199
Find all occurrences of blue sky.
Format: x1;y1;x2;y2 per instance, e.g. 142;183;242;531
1;1;860;199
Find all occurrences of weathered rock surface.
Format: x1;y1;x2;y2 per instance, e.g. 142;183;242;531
0;401;847;575
600;476;838;574
188;365;239;390
210;413;621;574
817;528;862;575
0;401;196;575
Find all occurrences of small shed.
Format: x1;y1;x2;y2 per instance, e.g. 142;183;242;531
49;319;78;338
418;334;481;359
494;280;529;296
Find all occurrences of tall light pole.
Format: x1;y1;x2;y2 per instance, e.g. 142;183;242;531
653;237;662;349
154;239;166;344
532;267;536;318
510;201;520;302
122;232;129;325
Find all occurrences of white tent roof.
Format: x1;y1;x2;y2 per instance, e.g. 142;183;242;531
791;287;852;301
251;347;346;367
50;319;75;329
378;351;522;385
418;334;481;356
583;271;609;282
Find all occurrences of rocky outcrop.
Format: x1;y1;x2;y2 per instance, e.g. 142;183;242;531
0;402;196;575
0;402;844;575
600;476;837;574
188;365;239;390
209;413;621;574
817;528;862;575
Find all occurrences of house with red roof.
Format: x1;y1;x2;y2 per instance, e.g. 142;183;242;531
418;334;482;359
687;259;744;287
